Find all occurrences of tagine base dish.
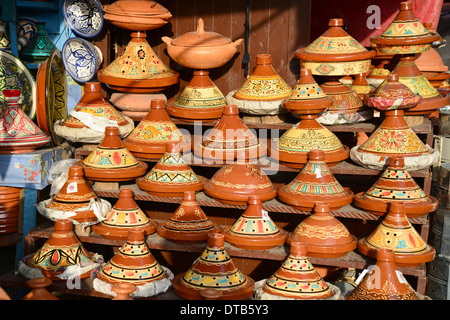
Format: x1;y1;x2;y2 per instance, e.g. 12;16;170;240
81;161;148;182
287;234;357;259
222;227;287;250
124;140;191;160
91;223;156;240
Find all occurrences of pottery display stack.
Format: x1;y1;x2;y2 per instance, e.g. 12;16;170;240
0;186;22;235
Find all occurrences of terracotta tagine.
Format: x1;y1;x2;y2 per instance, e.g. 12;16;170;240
270;68;349;168
96;227;167;286
366;45;394;88
357;202;435;268
156;191;221;243
111;282;136;300
277;150;353;211
136;141;206;197
26;219;96;280
92;188;156;240
124;99;190;159
0;89;51;154
193;105;266;161
263;242;334;299
172;232;255;300
81;126;148;182
20;21;56;63
109;92;167;121
345;248;421;300
222;195;287;250
204;162;277;205
287;202;357;258
354;156;438;217
351;73;373;98
23;278;59;300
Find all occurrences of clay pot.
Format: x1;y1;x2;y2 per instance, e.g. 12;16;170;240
358;202;435;268
351;73;373;98
346;248;421;300
203;162;277;205
110;92;167;120
263;242;334;299
92;188;156;240
222;195;287;250
277;150;353;211
23;278;59;300
416;47;448;73
287;203;357;258
81;126;148;182
156;191;221;243
319;80;366;115
172;232;255;300
112;283;136;300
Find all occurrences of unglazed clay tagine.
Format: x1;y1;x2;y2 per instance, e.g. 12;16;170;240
124;98;190;159
136;141;206;198
358;202;435;268
287;203;357;258
0;89;51;154
172;232;255;300
81;126;148;182
263;242;334;300
354;156;438;217
345;248;421;300
204;163;277;205
92;188;156;240
23;278;59;300
156;191;221;243
222;195;287;250
278;150;353;211
97;227;167;286
26;219;95;280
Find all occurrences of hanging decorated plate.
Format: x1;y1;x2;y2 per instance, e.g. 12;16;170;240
63;0;104;38
62;37;102;83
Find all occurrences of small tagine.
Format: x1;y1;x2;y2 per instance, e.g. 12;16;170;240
124;99;190;159
346;248;421;300
277;150;353;211
287;203;357;258
351;73;373;98
0;89;51;154
262;242;334;300
81;126;148;182
156;191;220;243
222;195;287;250
358;202;435;268
172;232;255;300
136;141;205;197
204;162;277;205
354;156;438;217
23;278;59;300
92;188;156;240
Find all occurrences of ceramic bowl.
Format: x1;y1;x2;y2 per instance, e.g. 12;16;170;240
16;17;38;51
62;37;103;83
63;0;104;38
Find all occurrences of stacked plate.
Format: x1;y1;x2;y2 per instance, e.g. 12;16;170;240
0;187;22;235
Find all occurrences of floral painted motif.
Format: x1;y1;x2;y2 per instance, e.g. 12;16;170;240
234;75;292;101
304;36;367;54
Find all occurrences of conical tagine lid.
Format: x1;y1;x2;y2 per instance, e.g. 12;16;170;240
97;227;167;286
346;248;421;300
358;202;435;268
354;156;438;217
222;195;287;250
172;232;255;300
287;203;357;258
263;242;334;299
278;150;353;211
156;191;221;243
92;188;156;240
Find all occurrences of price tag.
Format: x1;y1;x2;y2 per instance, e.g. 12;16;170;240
261;209;269;220
67;182;78;194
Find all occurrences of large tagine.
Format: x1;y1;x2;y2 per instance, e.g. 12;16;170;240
358;202;435;268
222;195;287;250
287;203;357;258
172;232;255;300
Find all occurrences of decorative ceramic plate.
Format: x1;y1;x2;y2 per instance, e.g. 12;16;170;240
16;17;38;51
62;37;101;83
63;0;104;38
0;50;36;119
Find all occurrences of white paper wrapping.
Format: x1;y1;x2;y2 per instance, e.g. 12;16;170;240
226;90;287;116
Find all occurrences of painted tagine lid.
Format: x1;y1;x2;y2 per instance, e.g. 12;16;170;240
23;278;59;300
92;188;156;240
81;126;148;182
263;242;334;299
354;156;438;217
96;227;167;286
102;0;171;19
193;105;266;161
287;203;357;258
124;99;190;159
318;80;366;116
0;89;51;154
357;202;435;268
46;165;98;224
136;141;206;197
277;150;353;211
156;190;221;243
26;219;95;280
222;195;287;250
204;163;277;205
345;248;421;300
172;232;255;300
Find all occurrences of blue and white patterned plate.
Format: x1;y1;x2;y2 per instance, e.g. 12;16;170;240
63;0;104;38
62;37;102;83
